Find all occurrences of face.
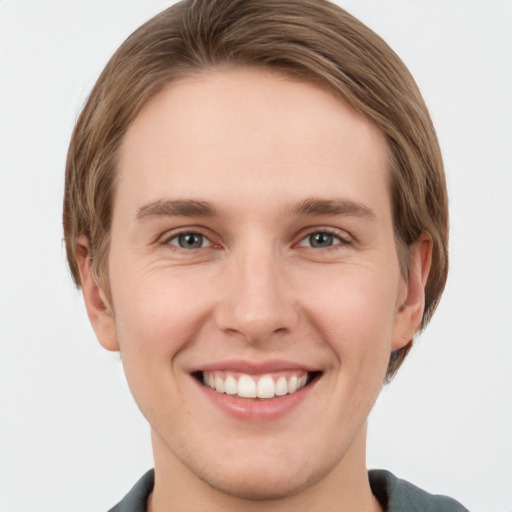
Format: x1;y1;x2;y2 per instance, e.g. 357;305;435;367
80;68;426;503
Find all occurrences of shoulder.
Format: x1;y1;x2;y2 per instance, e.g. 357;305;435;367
369;469;470;512
107;469;154;512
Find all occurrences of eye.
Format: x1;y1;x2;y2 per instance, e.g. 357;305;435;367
298;231;349;248
167;232;211;249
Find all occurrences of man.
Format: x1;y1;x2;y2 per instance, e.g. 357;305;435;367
63;1;468;510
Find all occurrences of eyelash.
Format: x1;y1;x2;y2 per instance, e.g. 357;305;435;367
297;229;352;249
163;230;214;250
161;228;352;251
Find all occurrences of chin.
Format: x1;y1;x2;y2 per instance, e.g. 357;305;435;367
176;438;345;502
194;462;325;501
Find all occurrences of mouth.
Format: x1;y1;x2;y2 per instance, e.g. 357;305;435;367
193;370;322;400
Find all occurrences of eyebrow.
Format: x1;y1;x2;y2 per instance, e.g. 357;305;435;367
287;198;376;219
136;199;221;220
135;197;376;221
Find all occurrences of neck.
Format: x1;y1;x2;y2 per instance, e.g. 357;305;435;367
148;425;383;512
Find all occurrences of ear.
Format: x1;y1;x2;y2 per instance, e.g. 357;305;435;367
75;236;119;351
392;232;433;350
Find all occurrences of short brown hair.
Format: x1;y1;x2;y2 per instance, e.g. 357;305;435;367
63;0;448;381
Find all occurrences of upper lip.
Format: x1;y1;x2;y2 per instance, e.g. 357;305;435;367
191;359;321;374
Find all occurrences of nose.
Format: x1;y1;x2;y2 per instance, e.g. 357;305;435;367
214;246;300;344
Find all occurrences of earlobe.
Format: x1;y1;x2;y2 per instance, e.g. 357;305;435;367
392;232;433;350
75;236;119;352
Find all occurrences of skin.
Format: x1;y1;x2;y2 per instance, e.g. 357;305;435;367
77;68;431;512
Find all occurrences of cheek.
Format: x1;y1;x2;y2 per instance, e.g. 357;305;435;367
299;266;399;363
109;266;212;361
109;271;209;417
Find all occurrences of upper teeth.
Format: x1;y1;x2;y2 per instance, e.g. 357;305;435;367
202;372;308;399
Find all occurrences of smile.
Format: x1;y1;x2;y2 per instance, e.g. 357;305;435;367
197;370;321;400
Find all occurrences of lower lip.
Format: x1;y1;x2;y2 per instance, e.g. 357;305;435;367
195;377;317;422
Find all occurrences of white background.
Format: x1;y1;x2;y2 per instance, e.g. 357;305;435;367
1;1;511;511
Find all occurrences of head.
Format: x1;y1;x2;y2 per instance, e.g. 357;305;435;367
64;0;448;383
63;0;448;503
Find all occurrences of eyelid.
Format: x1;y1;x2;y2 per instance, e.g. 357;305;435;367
296;227;352;247
168;233;211;248
156;225;352;250
160;227;219;248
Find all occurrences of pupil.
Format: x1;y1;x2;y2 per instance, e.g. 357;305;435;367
310;233;333;247
179;233;202;249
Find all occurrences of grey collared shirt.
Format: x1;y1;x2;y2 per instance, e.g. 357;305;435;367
108;468;469;511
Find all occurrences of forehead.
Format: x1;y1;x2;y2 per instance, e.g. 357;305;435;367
116;67;390;218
